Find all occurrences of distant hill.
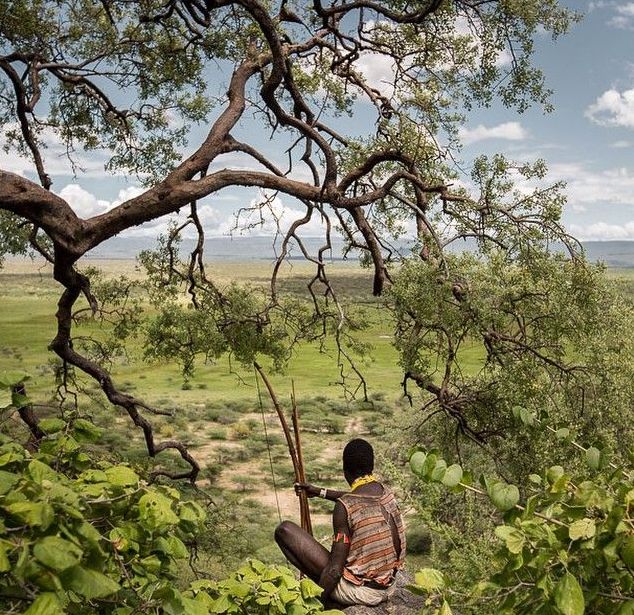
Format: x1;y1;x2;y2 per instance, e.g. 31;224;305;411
87;236;634;268
581;241;634;268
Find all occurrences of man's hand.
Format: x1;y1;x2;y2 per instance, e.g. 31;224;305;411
294;482;320;498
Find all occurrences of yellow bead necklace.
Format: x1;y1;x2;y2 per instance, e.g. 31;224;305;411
350;474;377;491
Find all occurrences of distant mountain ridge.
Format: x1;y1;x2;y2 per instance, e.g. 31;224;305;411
88;236;634;268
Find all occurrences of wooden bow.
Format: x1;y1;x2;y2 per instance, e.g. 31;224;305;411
254;362;313;535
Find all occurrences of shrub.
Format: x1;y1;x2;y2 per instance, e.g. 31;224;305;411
186;559;343;614
0;431;206;614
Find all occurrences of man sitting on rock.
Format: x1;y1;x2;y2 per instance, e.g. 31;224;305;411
274;438;406;607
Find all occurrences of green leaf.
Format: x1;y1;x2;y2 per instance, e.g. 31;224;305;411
138;491;179;529
0;469;19;495
178;501;206;525
615;601;634;615
410;451;427;476
442;464;463;488
23;592;64;615
28;459;59;484
181;596;208;615
34;536;83;571
555;428;570;439
547;465;565;484
414;568;445;592
431;459;448;482
528;474;542;485
568;519;596;542
39;418;66;434
439;600;453;615
585;447;601;470
0;370;29;387
421;453;438;480
60;565;120;599
11;391;29;408
519;407;535;426
0;387;11;408
300;577;322;598
105;465;139;487
5;501;54;528
619;536;634;568
209;593;232;613
73;418;102;442
163;535;188;559
0;541;11;572
554;572;585;615
488;481;520;512
76;521;103;552
495;525;525;554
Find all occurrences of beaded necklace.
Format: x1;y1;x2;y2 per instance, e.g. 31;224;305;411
350;473;377;491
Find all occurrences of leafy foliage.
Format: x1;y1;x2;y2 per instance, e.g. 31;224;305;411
392;248;634;477
0;426;344;614
0;425;209;613
408;438;634;614
185;560;343;615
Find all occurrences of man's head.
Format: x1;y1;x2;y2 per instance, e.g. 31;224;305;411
343;438;374;485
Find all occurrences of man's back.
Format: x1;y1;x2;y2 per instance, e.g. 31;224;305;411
339;486;406;587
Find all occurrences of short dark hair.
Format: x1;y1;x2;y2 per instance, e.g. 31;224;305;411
343;438;374;479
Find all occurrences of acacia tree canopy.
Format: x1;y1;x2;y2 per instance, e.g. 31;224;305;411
0;0;583;479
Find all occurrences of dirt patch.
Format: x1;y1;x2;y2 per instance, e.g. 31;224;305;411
346;416;364;434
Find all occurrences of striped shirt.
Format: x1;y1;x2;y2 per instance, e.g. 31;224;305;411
338;485;406;587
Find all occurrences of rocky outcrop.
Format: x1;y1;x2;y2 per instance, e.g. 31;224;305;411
341;572;425;614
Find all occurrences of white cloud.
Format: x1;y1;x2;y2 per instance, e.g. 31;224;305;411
569;221;634;240
0;124;109;179
586;88;634;128
459;122;528;145
53;182;327;239
355;53;397;99
111;186;146;208
57;184;111;218
550;163;634;208
57;183;147;220
611;140;632;148
608;2;634;28
220;192;327;238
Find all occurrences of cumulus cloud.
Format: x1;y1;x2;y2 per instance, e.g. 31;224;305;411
220;192;327;238
549;163;634;212
54;183;327;240
0;124;109;178
586;88;634;128
355;52;397;99
459;122;528;145
57;184;111;218
608;2;634;28
57;184;148;220
569;221;634;240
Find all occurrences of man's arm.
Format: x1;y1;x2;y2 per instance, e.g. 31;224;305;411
294;482;348;501
318;500;351;600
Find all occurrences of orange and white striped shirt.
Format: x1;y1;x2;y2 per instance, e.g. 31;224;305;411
338;485;406;587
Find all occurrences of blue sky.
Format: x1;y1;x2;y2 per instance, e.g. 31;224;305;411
2;0;634;243
459;0;634;240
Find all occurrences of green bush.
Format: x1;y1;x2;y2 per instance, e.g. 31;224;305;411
185;559;343;615
0;431;206;614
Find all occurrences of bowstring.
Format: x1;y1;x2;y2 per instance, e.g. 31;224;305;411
254;366;282;524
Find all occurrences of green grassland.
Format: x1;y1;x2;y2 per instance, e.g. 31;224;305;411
0;259;433;574
1;257;633;577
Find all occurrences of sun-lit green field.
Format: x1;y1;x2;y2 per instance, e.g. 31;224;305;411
0;258;485;405
1;257;633;576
